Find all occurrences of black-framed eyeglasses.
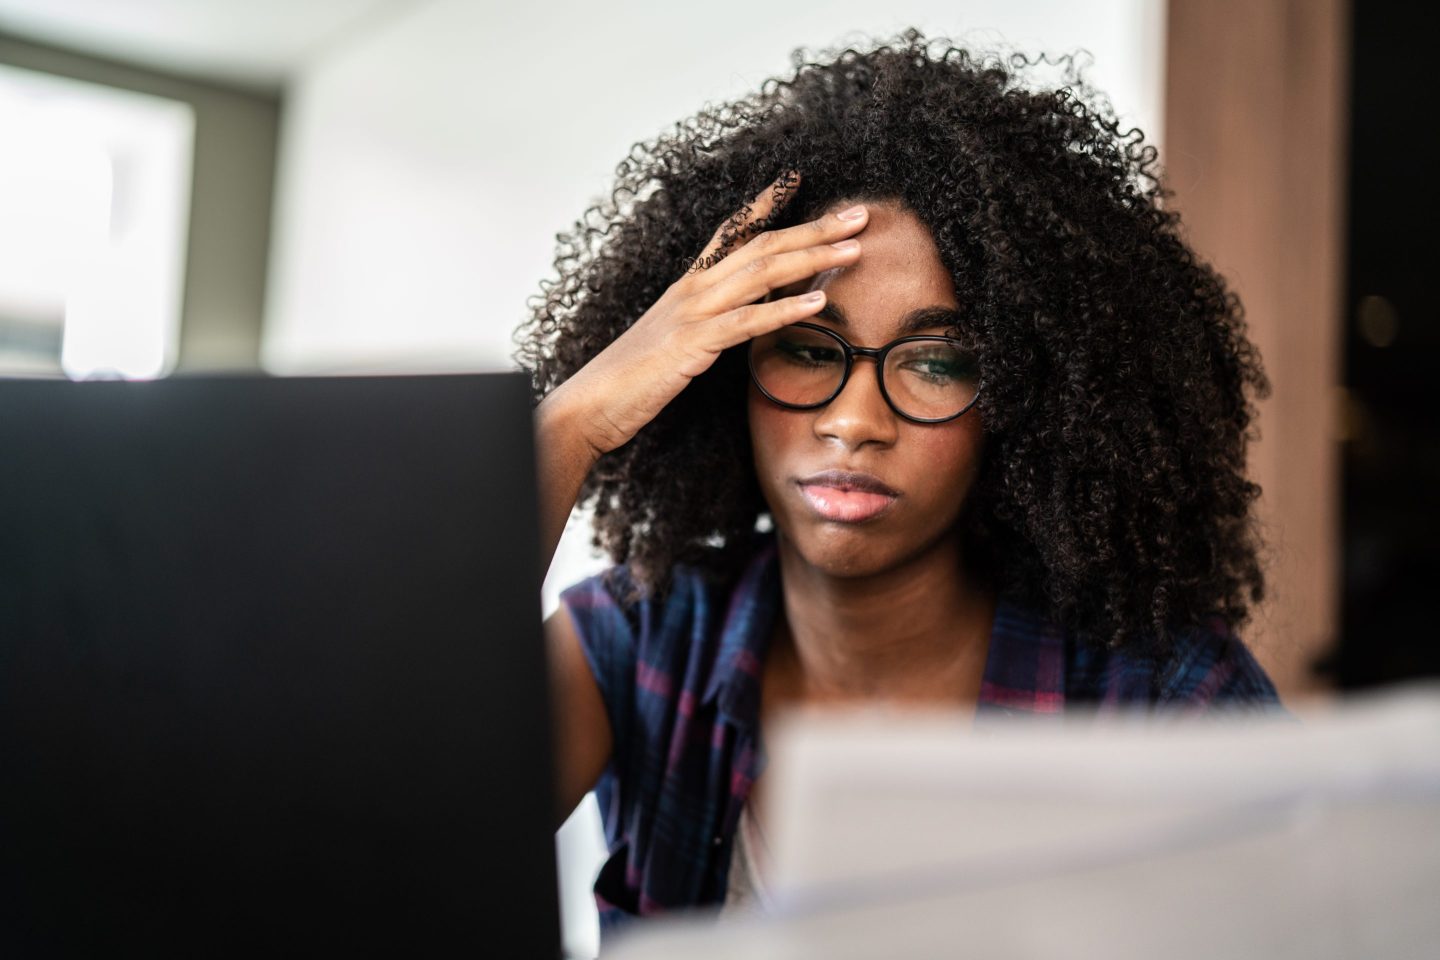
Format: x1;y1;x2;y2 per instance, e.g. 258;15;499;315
747;321;982;424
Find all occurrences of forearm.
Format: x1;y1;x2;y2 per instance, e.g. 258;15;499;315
534;380;601;578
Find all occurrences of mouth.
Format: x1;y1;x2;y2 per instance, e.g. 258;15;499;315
795;470;900;524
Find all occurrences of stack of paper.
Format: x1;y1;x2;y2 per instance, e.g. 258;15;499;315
609;684;1440;960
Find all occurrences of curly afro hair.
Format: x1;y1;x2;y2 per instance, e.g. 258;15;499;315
514;27;1271;662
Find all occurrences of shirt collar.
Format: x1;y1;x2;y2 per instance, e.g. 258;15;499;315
700;531;1068;726
701;532;781;725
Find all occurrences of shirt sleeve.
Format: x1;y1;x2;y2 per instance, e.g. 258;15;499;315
558;566;641;778
1154;622;1292;717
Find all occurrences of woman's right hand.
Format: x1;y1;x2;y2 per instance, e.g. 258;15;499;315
545;171;868;458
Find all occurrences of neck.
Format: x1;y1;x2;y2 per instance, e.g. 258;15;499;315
770;529;996;703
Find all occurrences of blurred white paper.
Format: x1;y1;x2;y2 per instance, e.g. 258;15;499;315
609;684;1440;960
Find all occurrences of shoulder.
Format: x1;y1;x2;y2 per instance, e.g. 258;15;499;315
558;562;647;655
558;559;717;658
559;533;775;666
557;555;742;711
1152;619;1285;713
1065;614;1286;715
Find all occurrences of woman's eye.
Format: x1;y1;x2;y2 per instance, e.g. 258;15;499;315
902;356;970;381
777;340;842;365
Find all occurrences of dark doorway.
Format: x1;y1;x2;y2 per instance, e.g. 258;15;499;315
1323;0;1440;688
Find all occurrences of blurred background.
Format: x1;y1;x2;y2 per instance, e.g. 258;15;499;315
1;0;1432;955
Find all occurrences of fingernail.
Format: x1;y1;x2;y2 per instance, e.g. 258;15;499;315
801;291;824;303
831;239;859;251
837;205;866;221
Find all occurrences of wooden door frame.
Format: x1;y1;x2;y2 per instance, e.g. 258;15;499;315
1162;0;1350;699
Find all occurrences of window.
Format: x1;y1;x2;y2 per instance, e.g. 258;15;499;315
0;63;193;379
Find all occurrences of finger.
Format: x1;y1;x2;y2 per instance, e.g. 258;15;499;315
694;202;868;290
690;169;800;272
691;236;860;316
704;289;828;352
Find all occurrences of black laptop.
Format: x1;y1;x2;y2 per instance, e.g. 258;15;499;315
0;372;559;956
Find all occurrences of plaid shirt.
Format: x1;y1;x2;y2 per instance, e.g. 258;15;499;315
559;530;1284;942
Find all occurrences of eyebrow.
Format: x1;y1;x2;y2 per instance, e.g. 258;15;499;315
815;302;962;337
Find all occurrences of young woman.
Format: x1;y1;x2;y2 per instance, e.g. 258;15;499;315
515;29;1283;937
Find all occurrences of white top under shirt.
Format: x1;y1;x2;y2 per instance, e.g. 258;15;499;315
720;802;773;916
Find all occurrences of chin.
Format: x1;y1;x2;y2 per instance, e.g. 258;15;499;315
778;517;910;578
777;503;970;580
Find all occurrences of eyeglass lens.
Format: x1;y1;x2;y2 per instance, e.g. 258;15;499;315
749;325;979;420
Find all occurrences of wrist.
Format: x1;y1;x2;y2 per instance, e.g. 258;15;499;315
536;380;604;466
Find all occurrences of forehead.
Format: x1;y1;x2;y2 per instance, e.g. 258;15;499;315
781;200;958;338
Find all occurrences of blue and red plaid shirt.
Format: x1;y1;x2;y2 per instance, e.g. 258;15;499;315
559;530;1284;941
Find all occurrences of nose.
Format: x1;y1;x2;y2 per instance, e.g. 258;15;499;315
811;355;898;450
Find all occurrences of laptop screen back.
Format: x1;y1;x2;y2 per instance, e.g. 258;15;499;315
0;373;558;955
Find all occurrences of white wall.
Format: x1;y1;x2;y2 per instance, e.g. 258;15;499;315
263;2;1166;955
265;1;1165;375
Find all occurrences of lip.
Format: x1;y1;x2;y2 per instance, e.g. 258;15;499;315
797;469;900;496
795;469;900;523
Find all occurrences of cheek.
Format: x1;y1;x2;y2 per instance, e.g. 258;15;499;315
900;418;985;502
747;385;798;478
